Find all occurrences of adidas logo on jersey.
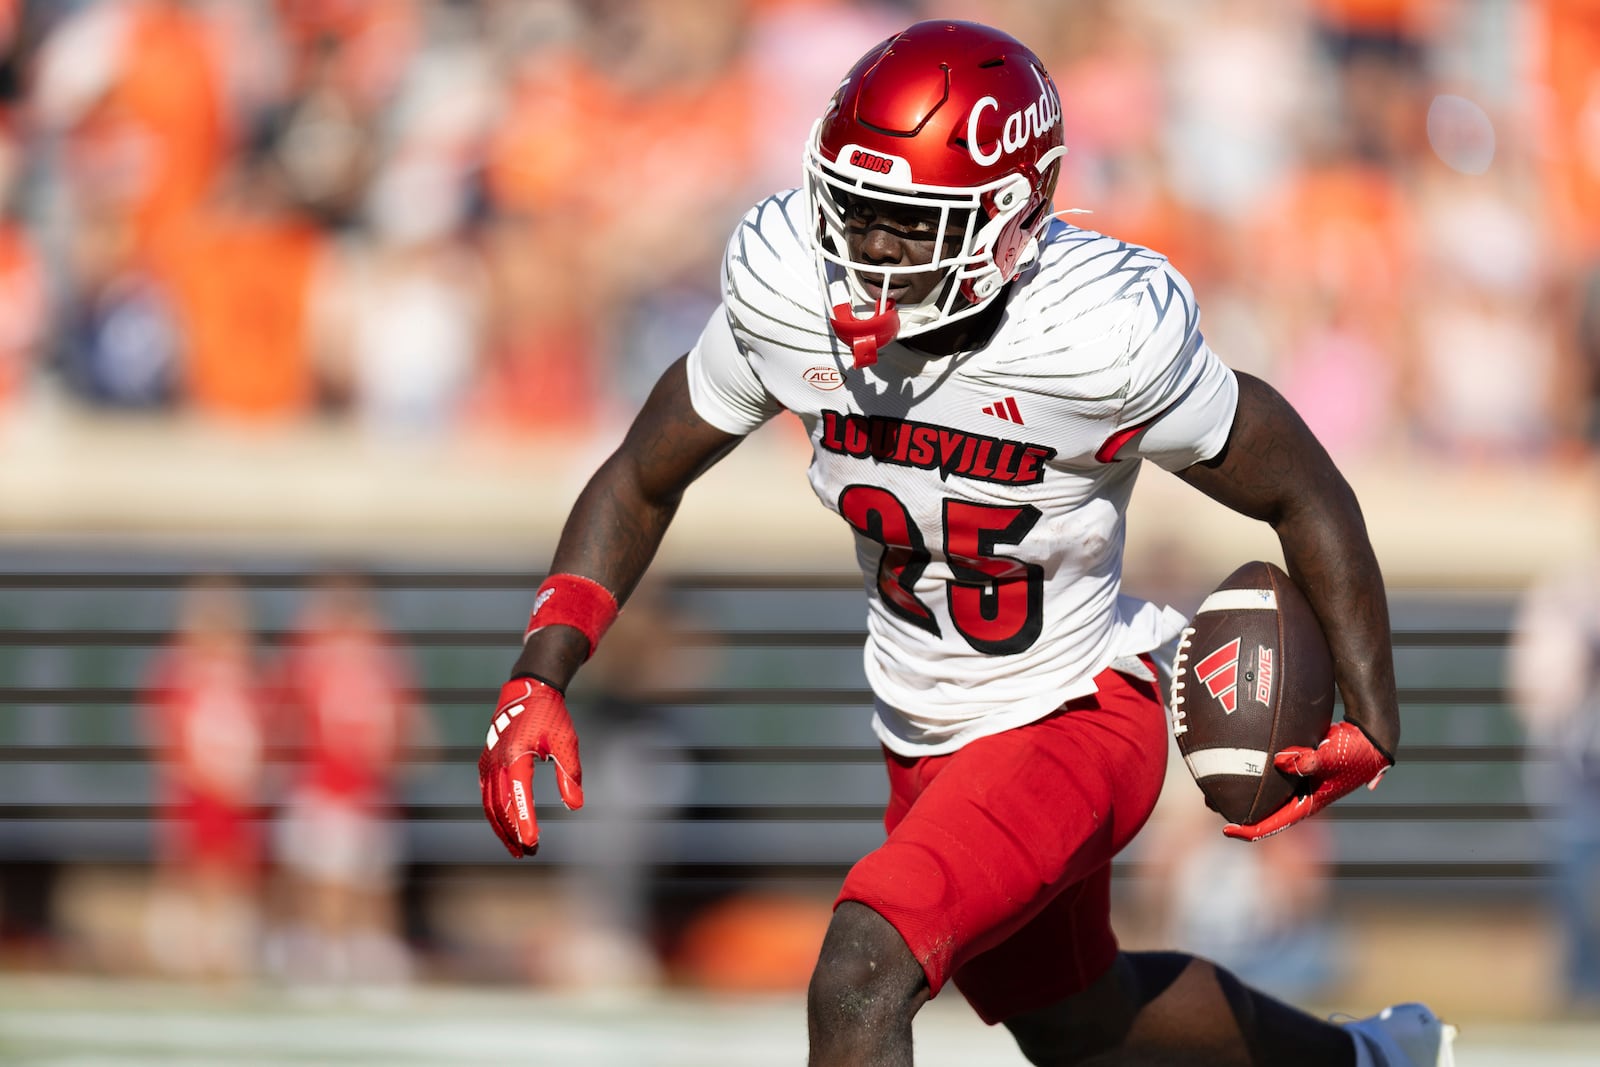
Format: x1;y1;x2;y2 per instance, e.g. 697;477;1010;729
981;397;1025;424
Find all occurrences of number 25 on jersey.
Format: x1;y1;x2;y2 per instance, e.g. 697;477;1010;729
839;485;1044;655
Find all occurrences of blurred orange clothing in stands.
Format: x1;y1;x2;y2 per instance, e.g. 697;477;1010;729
162;197;325;421
1247;161;1414;324
487;53;614;222
1533;0;1600;259
1306;0;1445;35
486;39;754;252
1091;184;1214;291
85;0;230;258
483;30;754;432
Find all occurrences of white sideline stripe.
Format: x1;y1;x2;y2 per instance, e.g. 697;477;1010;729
1184;747;1269;779
1;980;1596;1066
1196;588;1277;614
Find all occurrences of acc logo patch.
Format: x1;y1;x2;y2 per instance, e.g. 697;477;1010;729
803;366;845;391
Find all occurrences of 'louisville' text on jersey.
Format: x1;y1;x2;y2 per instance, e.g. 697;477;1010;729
819;410;1056;485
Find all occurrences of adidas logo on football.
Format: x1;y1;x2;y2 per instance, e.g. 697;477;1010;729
1195;637;1242;714
982;396;1025;424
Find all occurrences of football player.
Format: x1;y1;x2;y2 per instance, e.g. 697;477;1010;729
479;20;1454;1067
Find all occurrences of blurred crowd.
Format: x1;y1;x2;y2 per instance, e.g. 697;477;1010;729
132;572;717;993
2;0;1599;1006
0;0;1595;463
143;572;432;986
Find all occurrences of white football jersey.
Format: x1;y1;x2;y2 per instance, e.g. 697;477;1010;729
687;190;1239;755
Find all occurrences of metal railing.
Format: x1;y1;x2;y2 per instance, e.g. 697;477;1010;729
0;569;1544;893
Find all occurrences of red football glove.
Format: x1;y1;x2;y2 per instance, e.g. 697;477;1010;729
478;677;583;857
1223;721;1392;842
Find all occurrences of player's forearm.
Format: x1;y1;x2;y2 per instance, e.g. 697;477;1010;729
553;449;685;604
511;455;683;688
508;357;743;689
1272;490;1400;760
1180;374;1401;759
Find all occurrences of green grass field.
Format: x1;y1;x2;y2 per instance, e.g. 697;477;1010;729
1;976;1597;1066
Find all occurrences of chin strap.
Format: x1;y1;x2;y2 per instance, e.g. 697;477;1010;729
829;301;900;368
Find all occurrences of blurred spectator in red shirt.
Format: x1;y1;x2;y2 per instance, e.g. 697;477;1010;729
142;575;269;981
271;570;431;987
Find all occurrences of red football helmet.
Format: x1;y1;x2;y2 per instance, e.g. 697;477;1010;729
804;20;1067;366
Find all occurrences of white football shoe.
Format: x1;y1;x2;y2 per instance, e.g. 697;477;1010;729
1342;1002;1458;1067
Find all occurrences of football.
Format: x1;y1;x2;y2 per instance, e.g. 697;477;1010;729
1170;560;1336;825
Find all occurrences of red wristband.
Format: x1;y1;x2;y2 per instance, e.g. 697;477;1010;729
524;573;619;659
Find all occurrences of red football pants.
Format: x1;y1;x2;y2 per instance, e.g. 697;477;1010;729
836;660;1168;1024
